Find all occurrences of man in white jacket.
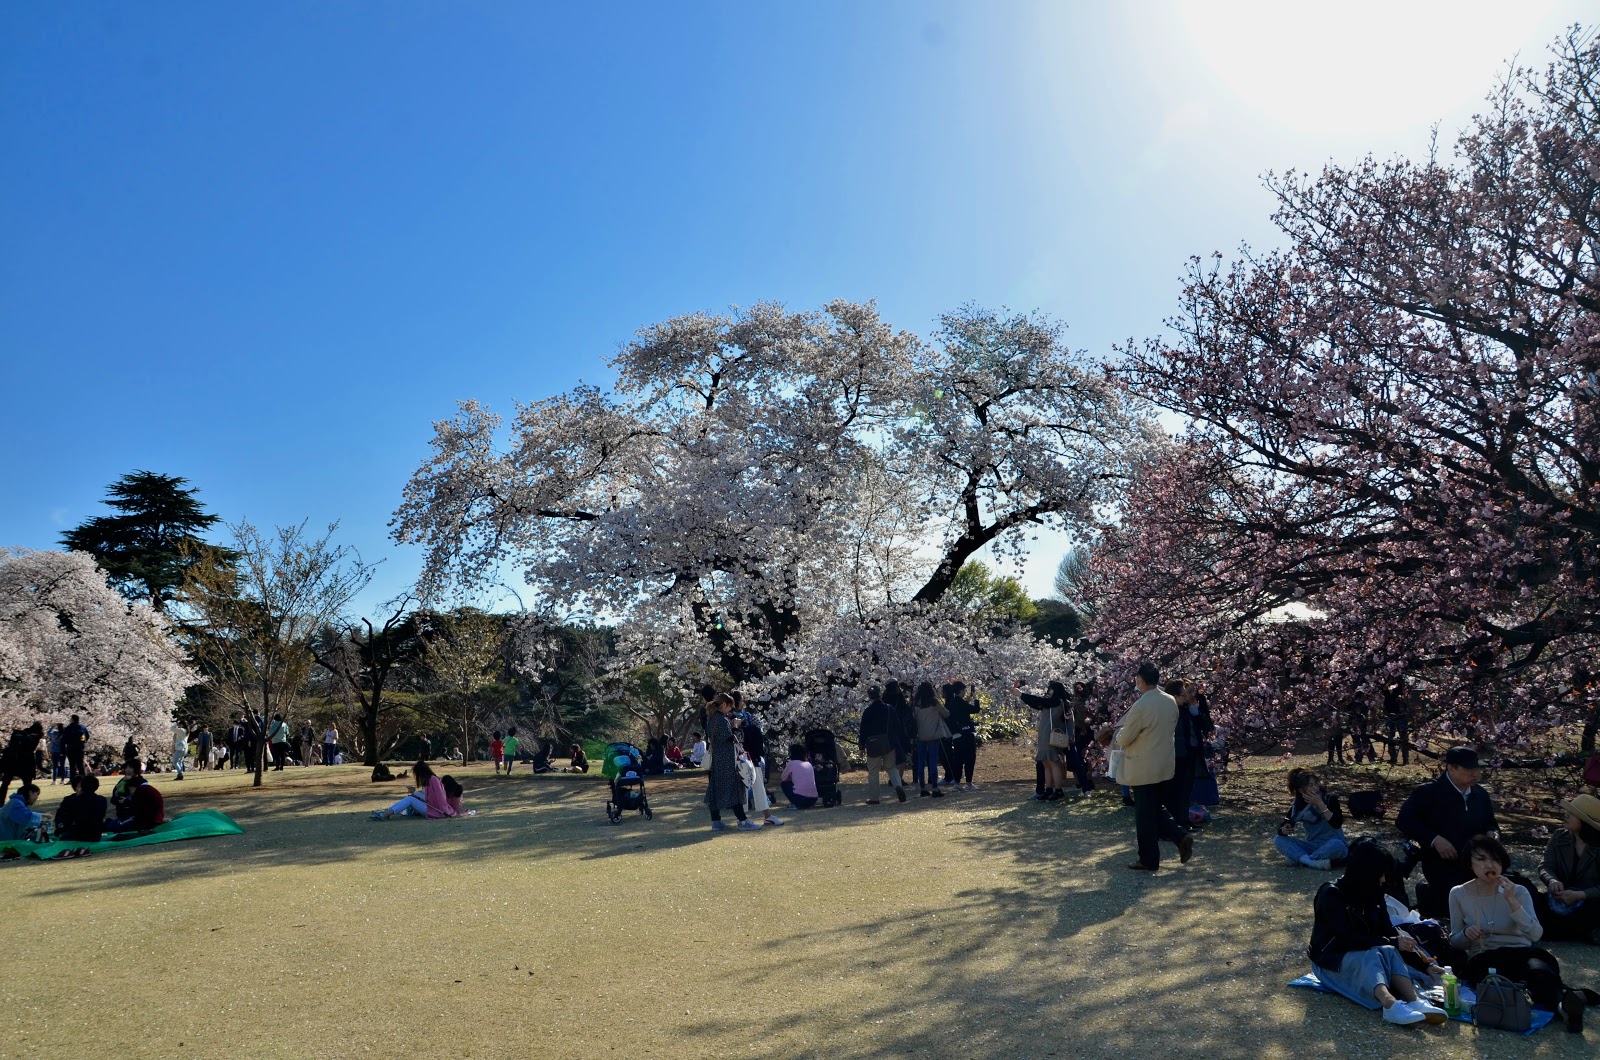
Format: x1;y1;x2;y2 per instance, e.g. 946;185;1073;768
1115;662;1193;871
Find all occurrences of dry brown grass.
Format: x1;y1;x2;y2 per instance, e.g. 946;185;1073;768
0;746;1594;1058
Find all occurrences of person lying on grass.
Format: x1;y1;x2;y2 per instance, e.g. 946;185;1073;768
371;761;457;820
1308;840;1449;1027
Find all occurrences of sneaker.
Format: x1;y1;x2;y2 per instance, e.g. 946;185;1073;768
1409;998;1447;1025
710;820;730;832
1029;792;1047;802
764;816;785;826
965;783;980;791
737;819;760;831
1382;1002;1425;1026
895;787;906;803
1302;857;1332;871
919;789;929;798
369;810;387;821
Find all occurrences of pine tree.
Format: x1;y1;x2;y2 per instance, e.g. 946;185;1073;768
60;471;227;612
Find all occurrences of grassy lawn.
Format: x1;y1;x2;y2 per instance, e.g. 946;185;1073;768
1;746;1594;1058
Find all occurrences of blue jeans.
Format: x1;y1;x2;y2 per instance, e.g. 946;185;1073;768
1315;946;1421;1010
913;741;942;789
780;780;817;808
1275;834;1348;865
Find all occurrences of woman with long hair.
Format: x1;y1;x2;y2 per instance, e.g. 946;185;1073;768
370;761;458;820
911;680;949;798
1308;841;1446;1026
705;694;756;831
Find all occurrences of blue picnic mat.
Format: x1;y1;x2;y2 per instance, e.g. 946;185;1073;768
1289;970;1555;1035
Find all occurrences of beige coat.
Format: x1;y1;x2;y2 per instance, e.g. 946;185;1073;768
1114;687;1178;788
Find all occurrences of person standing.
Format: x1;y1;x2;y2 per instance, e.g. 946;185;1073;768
1017;680;1069;802
1116;662;1193;871
47;723;66;785
1163;679;1208;833
1349;699;1377;765
268;713;291;770
943;680;981;791
299;723;315;768
122;735;140;771
0;723;45;802
705;694;755;831
502;727;520;774
322;722;339;767
194;724;213;771
170;719;189;780
1382;682;1411;766
883;680;914;773
1396;746;1498;918
858;686;907;806
910;680;949;798
62;714;89;781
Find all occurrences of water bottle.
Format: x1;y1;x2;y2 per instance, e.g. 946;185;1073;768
1442;970;1460;1017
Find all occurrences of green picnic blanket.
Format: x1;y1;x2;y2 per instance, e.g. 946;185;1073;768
0;809;243;860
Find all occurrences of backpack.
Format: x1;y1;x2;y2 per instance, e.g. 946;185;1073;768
1474;970;1532;1032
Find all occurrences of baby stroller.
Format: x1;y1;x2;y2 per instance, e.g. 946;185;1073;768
601;742;644;779
804;728;844;808
606;763;652;824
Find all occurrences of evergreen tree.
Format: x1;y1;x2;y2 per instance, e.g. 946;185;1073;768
61;471;226;613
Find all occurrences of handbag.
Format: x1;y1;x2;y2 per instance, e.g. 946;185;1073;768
1106;748;1124;781
864;734;893;758
1048;709;1073;749
1474;970;1532;1032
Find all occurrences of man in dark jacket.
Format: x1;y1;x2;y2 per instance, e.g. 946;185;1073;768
61;715;89;780
1;722;45;801
1396;746;1498;918
858;686;907;805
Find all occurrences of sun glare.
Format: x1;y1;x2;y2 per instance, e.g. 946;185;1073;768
1175;0;1567;137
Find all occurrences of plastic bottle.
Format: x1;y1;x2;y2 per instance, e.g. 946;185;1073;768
1442;970;1460;1017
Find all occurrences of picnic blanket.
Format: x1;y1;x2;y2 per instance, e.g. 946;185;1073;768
0;809;243;861
1288;970;1556;1035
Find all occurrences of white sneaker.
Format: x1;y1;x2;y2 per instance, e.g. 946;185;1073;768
1408;998;1447;1025
1303;857;1332;871
1382;1002;1425;1026
965;783;980;791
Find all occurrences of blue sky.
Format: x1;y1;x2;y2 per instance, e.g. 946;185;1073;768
1;0;1587;617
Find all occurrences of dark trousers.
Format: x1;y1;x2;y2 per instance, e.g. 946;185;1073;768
1464;947;1563;1010
1416;857;1474;920
1069;737;1095;792
946;733;977;785
1533;890;1600;940
272;743;289;769
780;780;817;808
1164;756;1196;833
67;753;85;781
50;752;67;781
1132;782;1187;868
323;742;337;765
1035;760;1046;796
1384;717;1410;764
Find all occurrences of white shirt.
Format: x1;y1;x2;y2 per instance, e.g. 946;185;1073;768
690;740;707;765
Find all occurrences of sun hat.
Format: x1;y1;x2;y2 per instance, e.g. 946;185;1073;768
1564;793;1600;832
1442;747;1481;768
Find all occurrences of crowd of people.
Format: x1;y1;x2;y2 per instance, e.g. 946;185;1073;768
1296;744;1600;1032
1;759;169;844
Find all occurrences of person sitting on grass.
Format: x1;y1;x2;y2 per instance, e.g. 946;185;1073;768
106;770;165;834
1535;793;1600;945
1276;767;1348;870
55;775;107;843
565;744;589;773
0;783;44;842
371;761;457;820
689;732;707;766
441;775;466;816
665;740;691;769
779;742;818;809
1307;840;1448;1027
109;762;144;820
530;740;558;774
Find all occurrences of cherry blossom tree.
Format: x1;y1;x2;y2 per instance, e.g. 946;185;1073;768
1089;30;1600;763
0;548;194;750
393;301;1142;728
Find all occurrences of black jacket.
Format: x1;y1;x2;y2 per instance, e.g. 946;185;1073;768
944;695;979;735
859;700;904;755
1396;774;1497;856
56;792;108;842
1308;879;1397;971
